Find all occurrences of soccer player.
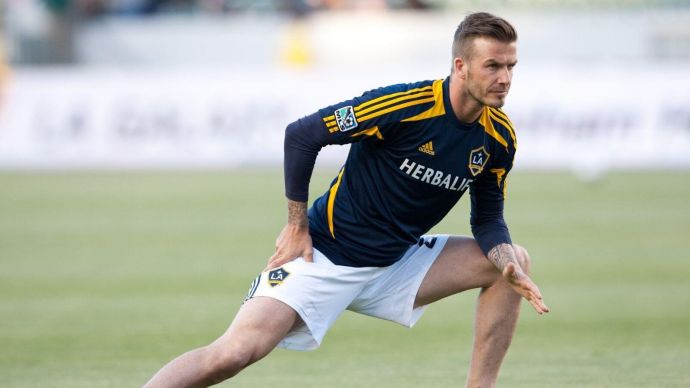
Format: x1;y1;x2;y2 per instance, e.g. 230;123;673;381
144;11;549;388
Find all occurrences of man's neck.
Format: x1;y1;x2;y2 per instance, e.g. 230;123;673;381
448;77;484;124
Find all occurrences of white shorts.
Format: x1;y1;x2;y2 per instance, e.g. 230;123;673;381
245;234;449;351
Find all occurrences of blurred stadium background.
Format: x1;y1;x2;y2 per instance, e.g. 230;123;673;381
1;1;690;387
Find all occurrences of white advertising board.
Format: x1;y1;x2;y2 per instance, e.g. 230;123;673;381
0;64;689;171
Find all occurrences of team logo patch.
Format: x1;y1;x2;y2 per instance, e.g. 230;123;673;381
468;146;490;176
267;267;290;287
334;106;358;132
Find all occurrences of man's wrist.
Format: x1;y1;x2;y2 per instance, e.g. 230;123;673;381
487;243;518;272
287;200;309;228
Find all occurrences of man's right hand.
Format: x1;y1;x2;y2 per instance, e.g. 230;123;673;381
265;200;313;271
266;223;313;271
503;262;550;315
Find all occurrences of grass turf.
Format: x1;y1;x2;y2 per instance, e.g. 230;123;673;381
1;170;689;387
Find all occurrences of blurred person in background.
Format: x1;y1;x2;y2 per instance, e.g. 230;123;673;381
145;11;548;388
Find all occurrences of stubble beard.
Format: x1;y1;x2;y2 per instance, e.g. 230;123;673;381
469;86;506;109
466;72;506;109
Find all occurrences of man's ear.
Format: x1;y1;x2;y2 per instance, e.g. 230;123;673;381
454;57;466;79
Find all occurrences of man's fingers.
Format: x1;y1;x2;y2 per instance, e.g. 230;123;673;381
264;253;279;272
303;249;314;263
526;289;549;314
265;251;288;271
265;249;309;271
529;296;550;314
539;300;550;313
528;299;544;314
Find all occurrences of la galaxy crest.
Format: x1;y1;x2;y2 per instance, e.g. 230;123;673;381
267;267;290;287
468;146;490;176
334;106;358;132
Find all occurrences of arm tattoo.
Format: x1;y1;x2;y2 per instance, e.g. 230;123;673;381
487;243;519;273
287;200;308;227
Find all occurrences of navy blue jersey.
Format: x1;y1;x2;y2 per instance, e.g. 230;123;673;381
284;77;517;267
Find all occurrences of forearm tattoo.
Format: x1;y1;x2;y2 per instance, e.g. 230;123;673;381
487;243;518;272
287;200;308;227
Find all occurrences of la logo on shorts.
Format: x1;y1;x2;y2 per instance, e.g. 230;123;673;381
268;267;290;287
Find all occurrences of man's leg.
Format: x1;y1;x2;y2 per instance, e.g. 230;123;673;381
144;296;299;388
414;236;531;388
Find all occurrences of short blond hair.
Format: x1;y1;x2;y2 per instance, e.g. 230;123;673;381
452;12;517;61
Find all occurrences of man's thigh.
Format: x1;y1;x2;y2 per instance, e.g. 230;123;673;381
213;296;300;362
414;235;501;308
347;234;448;327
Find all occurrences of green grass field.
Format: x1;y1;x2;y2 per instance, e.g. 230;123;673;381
1;170;689;387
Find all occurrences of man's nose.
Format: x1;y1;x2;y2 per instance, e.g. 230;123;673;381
497;68;511;84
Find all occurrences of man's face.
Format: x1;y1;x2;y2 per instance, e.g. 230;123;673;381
463;37;517;108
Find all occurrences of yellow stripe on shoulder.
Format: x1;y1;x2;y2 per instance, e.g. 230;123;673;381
355;85;433;113
488;108;514;131
357;96;435;123
323;85;434;128
492;108;515;128
490;108;517;145
402;79;445;122
488;108;517;148
355;90;434;122
479;108;508;149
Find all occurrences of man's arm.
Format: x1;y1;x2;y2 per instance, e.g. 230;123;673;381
470;158;548;314
265;113;330;270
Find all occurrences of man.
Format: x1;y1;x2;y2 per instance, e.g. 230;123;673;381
145;11;549;388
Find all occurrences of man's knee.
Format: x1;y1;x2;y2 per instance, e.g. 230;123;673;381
202;343;255;383
512;244;531;274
